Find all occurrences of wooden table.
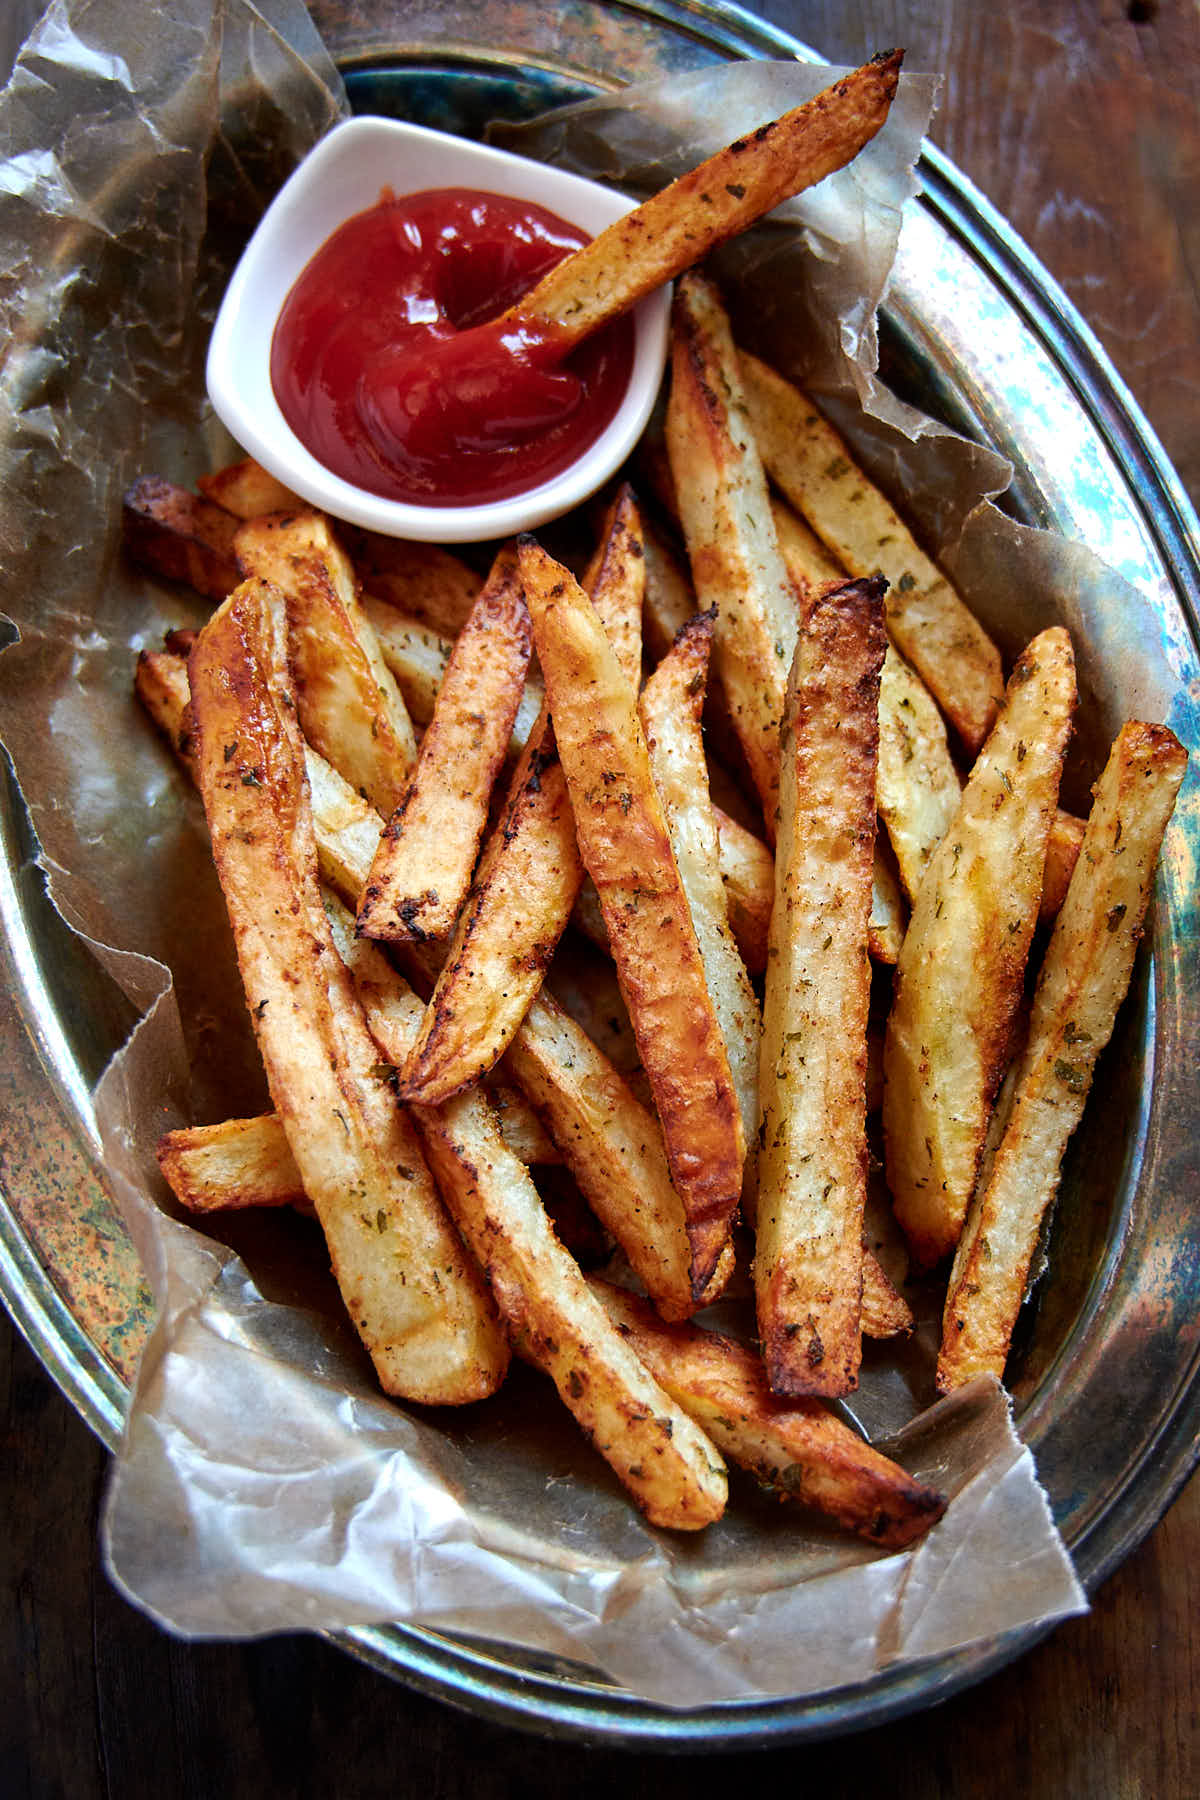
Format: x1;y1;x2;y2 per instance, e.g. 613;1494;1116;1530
4;2;1197;1792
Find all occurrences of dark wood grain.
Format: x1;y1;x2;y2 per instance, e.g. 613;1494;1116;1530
4;3;1198;1792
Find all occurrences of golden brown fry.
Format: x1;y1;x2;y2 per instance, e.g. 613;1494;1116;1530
134;647;197;772
123;475;239;600
520;539;744;1294
639;614;760;1187
876;644;963;903
505;990;700;1321
754;577;887;1398
884;627;1077;1269
861;1249;913;1339
397;488;644;1106
1042;809;1085;926
196;457;302;519
714;806;774;975
666;272;800;833
938;721;1187;1391
322;896;727;1530
738;350;1005;754
591;1280;943;1547
350;531;480;636
507;52;903;349
771;493;847;600
358;548;531;943
187;577;508;1404
157;1113;305;1213
235;511;417;812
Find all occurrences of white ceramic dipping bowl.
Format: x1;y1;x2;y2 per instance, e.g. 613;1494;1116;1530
206;116;671;543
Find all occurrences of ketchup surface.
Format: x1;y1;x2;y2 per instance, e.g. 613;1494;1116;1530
270;188;635;508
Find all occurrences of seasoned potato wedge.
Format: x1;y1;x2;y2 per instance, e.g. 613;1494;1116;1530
123;474;239;600
358;546;531;943
884;627;1077;1269
196;457;302;520
754;577;887;1398
938;721;1186;1390
187;577;508;1404
520;538;744;1295
738;350;1005;754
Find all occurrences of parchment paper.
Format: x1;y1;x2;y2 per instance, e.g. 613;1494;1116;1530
0;1;1094;1709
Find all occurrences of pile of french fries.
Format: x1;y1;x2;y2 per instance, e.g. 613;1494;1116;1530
124;58;1185;1546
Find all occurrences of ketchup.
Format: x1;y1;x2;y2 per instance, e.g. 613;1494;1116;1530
270;188;635;508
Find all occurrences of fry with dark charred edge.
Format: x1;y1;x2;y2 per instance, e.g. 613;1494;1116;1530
123;474;240;600
639;613;760;1192
884;627;1077;1270
396;487;644;1107
187;577;509;1404
357;546;531;943
938;721;1187;1392
519;537;744;1295
754;576;887;1398
321;894;728;1531
348;530;481;636
590;1280;943;1547
235;511;417;810
666;271;801;835
197;457;302;519
737;350;1005;754
506;52;903;350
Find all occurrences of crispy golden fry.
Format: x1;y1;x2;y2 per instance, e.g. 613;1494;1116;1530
187;577;508;1404
771;492;846;599
349;531;480;636
507;989;719;1320
361;595;545;758
235;512;417;811
358;548;531;943
1042;808;1085;926
134;647;197;771
123;474;239;600
713;806;773;975
591;1280;942;1546
417;1109;728;1529
397;489;644;1106
639;614;760;1185
157;1113;306;1213
877;644;963;902
861;1248;913;1339
520;539;744;1294
196;457;302;519
884;627;1077;1269
507;51;903;349
755;577;887;1397
666;272;801;833
321;896;727;1529
938;721;1187;1391
738;351;1005;754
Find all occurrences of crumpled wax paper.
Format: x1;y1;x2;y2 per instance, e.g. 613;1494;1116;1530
0;2;1094;1708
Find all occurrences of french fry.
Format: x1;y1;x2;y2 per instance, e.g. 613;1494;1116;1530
349;530;481;636
397;488;644;1105
187;576;509;1404
771;492;846;599
322;894;727;1529
123;474;239;600
876;644;963;903
157;1112;306;1213
666;271;801;833
196;457;302;519
937;721;1187;1391
1042;808;1085;925
505;990;710;1320
754;577;887;1398
134;647;197;772
361;595;545;758
507;52;903;349
639;613;760;1186
884;627;1077;1269
738;350;1005;754
519;538;744;1294
357;546;531;943
591;1280;943;1546
235;511;418;810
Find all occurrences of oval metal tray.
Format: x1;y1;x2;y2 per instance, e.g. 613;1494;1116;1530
2;0;1198;1750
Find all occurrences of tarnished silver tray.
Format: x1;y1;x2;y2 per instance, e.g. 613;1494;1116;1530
1;0;1197;1749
